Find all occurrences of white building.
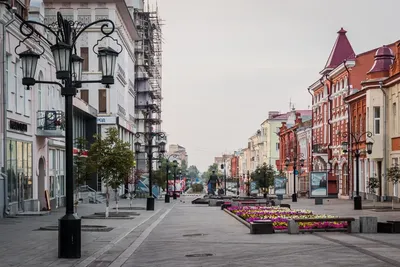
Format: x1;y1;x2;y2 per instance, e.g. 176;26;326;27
42;0;140;195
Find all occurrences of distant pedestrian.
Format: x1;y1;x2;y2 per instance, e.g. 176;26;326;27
207;171;220;195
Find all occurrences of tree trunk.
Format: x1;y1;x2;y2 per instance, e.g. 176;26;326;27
115;189;119;214
75;187;79;213
105;187;110;218
130;192;133;208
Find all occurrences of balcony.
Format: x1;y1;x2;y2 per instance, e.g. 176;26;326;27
36;110;65;138
312;144;328;154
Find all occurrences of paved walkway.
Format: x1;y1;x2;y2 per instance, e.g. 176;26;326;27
2;197;400;266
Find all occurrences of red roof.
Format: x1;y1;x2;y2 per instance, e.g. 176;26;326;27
323;28;356;71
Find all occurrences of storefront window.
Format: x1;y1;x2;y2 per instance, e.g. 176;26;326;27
7;140;17;202
49;176;55;198
7;139;33;202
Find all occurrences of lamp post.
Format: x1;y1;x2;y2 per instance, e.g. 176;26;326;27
134;134;166;211
16;12;122;258
162;154;177;203
340;131;373;210
172;160;178;199
221;163;227;195
285;154;304;202
247;170;251;197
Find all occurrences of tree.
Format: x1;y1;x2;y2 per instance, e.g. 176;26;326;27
367;177;380;207
181;159;188;173
73;137;94;212
187;165;200;179
386;164;400;210
201;163;221;182
251;163;275;198
152;169;166;190
88;127;135;216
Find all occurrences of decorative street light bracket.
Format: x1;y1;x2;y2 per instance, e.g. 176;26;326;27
15;12;122;92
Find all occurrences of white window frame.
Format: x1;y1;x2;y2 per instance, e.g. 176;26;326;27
373;106;380;135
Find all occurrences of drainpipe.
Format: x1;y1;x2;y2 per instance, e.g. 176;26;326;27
2;7;15;217
379;81;387;201
307;86;314;174
325;74;334;196
344;60;352;197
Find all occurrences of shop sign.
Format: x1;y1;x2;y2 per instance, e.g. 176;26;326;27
97;116;117;125
9;120;28;132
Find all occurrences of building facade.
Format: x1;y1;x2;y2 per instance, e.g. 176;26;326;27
278;110;311;196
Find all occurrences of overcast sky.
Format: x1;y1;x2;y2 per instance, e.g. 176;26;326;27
151;0;400;171
31;0;400;172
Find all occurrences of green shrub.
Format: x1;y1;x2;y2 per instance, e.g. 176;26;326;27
191;183;204;193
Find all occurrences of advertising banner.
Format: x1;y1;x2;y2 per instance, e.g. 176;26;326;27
310;171;328;197
274;177;287;195
168;180;182;192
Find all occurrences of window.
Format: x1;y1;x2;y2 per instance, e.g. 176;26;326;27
276;143;280;151
98;89;107;113
6;140;33;202
80;89;89;103
373;107;380;135
80;47;89;71
14;0;27;19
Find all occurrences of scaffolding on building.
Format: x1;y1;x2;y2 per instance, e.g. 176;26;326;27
133;3;163;133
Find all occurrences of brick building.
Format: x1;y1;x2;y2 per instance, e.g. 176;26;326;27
309;27;397;198
278;109;311;197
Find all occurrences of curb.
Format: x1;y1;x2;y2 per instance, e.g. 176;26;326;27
223;208;250;228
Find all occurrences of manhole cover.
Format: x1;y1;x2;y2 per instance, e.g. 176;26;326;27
185;253;213;258
182;233;207;237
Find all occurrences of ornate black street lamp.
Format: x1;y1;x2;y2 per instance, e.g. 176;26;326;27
221;163;227;195
16;12;122;259
134;134;166;210
247;170;251;197
285;153;304;202
340;131;373;210
162;154;177;203
172;160;178;199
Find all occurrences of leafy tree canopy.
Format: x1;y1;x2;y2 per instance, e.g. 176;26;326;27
187;165;200;179
88;127;135;190
250;163;276;193
74;137;95;188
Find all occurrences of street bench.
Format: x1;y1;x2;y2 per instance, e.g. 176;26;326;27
288;217;355;234
250;220;274;234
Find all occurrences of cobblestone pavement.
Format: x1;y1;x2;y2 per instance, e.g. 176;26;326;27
2;197;400;266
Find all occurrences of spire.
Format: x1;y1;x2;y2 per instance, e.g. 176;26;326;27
320;27;356;74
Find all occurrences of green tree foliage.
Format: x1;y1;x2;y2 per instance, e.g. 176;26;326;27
191;183;204;193
152;169;166;190
181;159;188;173
73;137;94;211
187;165;200;179
201;163;221;182
387;164;400;185
88;127;135;216
250;163;276;194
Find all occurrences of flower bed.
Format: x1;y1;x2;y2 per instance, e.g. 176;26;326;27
227;206;347;230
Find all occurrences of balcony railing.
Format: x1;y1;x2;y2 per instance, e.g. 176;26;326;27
37;110;65;138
